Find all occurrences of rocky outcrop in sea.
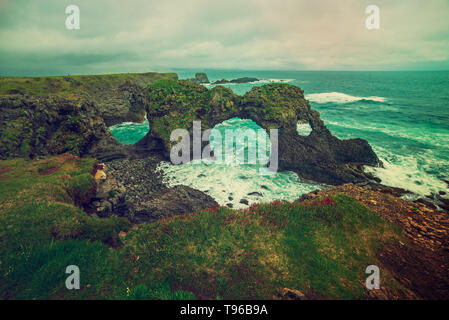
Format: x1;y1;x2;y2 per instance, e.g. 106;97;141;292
212;77;259;84
142;79;381;185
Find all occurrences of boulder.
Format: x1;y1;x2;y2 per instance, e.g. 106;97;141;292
275;288;306;300
89;163;127;217
131;185;219;223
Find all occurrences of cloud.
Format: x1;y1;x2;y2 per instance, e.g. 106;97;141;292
1;0;448;75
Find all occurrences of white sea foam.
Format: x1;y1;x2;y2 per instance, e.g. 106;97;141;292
251;79;295;84
365;147;448;198
157;160;322;209
326;120;449;149
305;92;386;104
297;122;313;136
109;119;149;129
205;78;294;86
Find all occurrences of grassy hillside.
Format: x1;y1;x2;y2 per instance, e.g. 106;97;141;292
0;72;178;98
0;155;409;299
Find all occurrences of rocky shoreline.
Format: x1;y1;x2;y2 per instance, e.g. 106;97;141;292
88;157;449;224
90;157;218;223
0;71;447;219
1;72;447;222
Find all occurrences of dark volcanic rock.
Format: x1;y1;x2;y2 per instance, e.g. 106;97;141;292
143;80;382;185
437;196;449;206
213;77;259;84
133;185;218;223
100;80;149;126
186;73;210;85
78;73;178;126
212;79;230;85
89;164;127;218
0;93;171;162
239;199;249;205
357;183;412;197
414;198;437;209
443;179;449;188
0;95;129;160
106;158;217;223
195;73;210;84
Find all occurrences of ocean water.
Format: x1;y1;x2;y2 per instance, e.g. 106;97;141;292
109;120;149;145
110;70;449;207
157;117;322;208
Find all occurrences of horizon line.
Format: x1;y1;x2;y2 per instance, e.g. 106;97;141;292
2;69;449;78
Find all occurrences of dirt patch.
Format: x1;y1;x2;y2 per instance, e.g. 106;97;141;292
36;154;81;176
377;242;449;299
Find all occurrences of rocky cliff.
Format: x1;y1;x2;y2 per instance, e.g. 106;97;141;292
0;72;178;161
0;72;178;126
0;95;107;159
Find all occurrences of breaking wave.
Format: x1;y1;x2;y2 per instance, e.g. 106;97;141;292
305;92;386;104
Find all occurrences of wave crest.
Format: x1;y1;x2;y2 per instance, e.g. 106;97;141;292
305;92;386;104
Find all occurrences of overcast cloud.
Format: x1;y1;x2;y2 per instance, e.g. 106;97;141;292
1;0;448;75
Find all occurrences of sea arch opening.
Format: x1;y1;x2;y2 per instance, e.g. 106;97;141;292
296;120;313;136
207;117;272;169
158;117;321;209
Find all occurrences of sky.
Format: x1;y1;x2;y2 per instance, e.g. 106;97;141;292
1;0;449;76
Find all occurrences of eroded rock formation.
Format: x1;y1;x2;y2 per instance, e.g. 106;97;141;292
0;72;179;161
141;79;382;185
0;95;115;159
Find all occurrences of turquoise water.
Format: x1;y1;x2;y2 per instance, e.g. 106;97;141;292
158;117;321;208
111;70;449;206
109;119;149;145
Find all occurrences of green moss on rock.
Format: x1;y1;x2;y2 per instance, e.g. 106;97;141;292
144;81;381;185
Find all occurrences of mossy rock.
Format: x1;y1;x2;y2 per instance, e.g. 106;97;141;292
144;80;380;185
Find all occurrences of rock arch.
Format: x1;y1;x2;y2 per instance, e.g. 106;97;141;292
137;79;381;185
